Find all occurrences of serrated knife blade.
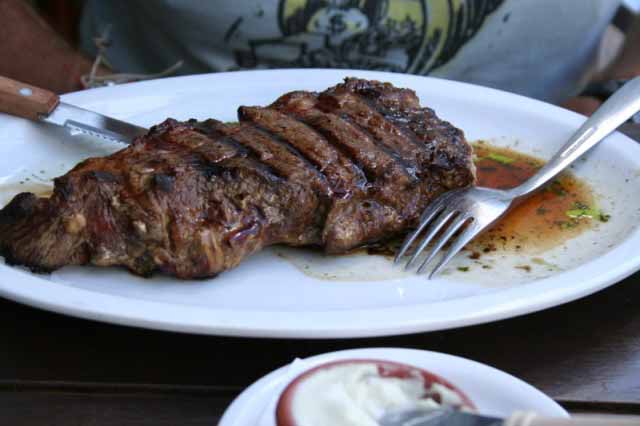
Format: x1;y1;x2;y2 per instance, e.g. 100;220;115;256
41;102;148;144
0;75;148;145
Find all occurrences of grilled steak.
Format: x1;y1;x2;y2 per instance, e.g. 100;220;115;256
0;78;475;279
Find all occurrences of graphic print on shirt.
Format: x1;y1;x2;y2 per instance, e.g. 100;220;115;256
233;0;504;74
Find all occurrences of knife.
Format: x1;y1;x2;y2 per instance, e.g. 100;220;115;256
0;76;147;144
379;408;640;426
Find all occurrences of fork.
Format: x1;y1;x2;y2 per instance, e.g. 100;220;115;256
395;77;640;278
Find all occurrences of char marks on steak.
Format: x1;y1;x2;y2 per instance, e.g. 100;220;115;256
0;78;475;278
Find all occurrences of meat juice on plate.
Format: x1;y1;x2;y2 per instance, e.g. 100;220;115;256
0;169;53;206
275;142;609;281
469;141;608;256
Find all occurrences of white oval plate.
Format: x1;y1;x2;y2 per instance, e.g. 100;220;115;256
219;348;568;425
0;69;639;338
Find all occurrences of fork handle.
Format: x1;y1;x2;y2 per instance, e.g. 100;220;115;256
505;411;640;426
508;77;640;198
0;76;59;121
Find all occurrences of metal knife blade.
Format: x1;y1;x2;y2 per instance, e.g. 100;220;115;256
41;102;148;144
380;409;504;426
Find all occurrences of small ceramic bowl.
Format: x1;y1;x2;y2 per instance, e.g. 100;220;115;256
275;358;475;426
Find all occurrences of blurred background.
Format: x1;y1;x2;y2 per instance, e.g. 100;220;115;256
29;0;639;86
31;0;640;45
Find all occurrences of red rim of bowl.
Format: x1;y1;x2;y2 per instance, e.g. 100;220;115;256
275;358;475;426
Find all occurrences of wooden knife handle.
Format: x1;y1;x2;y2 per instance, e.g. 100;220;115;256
0;76;59;121
505;411;640;426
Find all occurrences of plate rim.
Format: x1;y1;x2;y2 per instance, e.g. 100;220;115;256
0;68;638;338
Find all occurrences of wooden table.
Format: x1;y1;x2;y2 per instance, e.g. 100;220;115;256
2;125;639;425
1;270;640;425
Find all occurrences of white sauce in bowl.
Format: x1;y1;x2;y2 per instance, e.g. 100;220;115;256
289;362;464;426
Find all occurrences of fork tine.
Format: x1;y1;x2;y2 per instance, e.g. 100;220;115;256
405;209;457;270
417;214;470;274
428;220;483;279
394;192;457;264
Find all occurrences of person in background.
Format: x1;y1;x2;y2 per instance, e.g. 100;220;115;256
0;0;638;115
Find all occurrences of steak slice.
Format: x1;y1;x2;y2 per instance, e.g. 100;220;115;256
0;78;475;278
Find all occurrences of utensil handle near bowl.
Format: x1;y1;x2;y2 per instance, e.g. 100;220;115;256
0;76;59;121
506;411;640;426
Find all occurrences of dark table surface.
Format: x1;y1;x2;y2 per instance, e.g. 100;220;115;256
2;124;640;425
2;269;640;425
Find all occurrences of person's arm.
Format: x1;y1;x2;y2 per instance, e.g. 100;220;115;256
564;15;640;115
0;0;100;93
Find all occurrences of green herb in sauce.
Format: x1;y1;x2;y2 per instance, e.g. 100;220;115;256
565;202;610;222
485;152;515;164
566;208;596;219
599;213;611;223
